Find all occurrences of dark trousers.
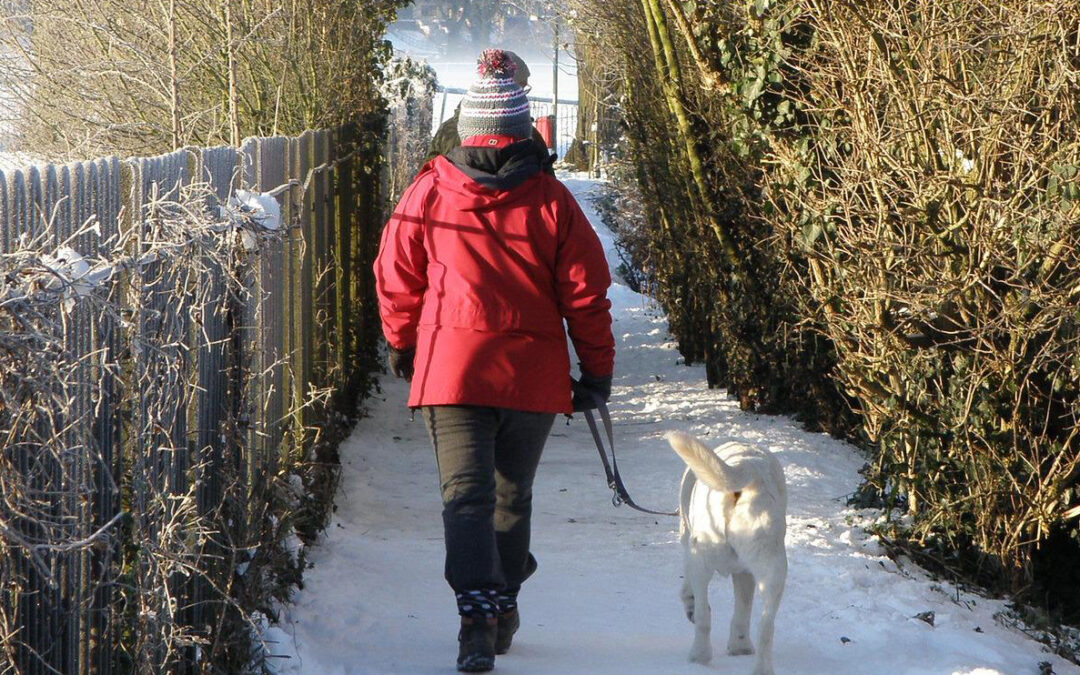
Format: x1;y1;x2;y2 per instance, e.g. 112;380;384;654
423;405;555;595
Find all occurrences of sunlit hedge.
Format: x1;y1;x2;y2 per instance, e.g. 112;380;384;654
568;0;1080;619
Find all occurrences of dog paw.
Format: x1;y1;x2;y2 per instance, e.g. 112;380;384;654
726;639;754;656
687;643;712;664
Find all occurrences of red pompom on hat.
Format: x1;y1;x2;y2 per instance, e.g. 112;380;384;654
477;49;518;79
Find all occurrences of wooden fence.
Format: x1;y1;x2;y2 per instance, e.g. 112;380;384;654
0;119;388;674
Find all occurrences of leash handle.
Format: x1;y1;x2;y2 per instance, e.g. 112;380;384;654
583;397;678;517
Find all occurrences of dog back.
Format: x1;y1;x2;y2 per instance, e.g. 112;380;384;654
673;437;787;571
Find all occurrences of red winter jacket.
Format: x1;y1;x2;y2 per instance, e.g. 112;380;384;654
374;137;614;414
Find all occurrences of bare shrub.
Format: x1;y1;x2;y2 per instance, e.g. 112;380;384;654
380;55;435;205
0;0;405;159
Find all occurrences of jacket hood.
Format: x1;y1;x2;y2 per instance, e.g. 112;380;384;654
434;139;555;210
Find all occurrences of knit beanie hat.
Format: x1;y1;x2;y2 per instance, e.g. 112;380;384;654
457;49;533;142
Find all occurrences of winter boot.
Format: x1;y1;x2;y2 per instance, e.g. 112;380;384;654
495;608;519;654
457;616;497;672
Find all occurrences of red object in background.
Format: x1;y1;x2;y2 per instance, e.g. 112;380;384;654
535;115;555;149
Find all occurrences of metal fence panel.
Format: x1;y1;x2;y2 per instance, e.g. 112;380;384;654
0;154;125;675
241;136;289;501
91;156;124;675
0;117;393;672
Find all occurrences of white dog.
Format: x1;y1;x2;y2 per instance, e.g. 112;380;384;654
665;431;787;675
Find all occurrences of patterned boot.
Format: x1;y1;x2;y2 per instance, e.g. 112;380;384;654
495;591;520;654
495;608;519;655
457;615;497;672
456;589;499;672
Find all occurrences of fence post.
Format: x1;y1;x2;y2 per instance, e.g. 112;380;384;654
292;131;315;462
312;130;330;396
334;126;354;394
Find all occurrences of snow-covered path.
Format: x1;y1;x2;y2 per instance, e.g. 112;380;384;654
267;175;1076;675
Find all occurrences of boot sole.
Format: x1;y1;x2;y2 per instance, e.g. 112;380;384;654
457;655;495;672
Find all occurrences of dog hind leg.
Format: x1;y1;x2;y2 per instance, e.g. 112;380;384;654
685;556;713;664
678;469;696;624
680;573;695;623
727;571;755;656
751;564;786;675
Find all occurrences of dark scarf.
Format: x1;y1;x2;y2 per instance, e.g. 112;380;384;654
446;139;556;191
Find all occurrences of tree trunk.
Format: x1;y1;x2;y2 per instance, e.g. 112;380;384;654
662;0;727;91
223;0;241;146
168;0;182;149
640;0;740;273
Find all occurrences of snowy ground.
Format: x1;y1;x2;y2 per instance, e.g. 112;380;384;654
264;175;1077;675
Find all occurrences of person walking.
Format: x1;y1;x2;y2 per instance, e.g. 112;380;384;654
374;49;615;673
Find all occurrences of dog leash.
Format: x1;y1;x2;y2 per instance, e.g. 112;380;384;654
583;397;678;517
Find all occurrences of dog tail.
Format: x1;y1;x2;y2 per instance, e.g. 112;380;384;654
665;431;751;494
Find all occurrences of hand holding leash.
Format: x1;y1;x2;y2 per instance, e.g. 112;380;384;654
571;369;611;412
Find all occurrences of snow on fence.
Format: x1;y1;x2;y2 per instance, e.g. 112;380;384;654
0;119;389;674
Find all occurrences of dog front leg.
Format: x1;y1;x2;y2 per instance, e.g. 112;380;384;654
727;571;755;656
686;557;713;664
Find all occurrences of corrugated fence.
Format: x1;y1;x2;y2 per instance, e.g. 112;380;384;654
0;119;388;674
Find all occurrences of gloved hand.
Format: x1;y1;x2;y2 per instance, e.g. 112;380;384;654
388;346;415;381
571;369;612;412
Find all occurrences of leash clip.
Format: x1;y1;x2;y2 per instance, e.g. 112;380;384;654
585;402;678;517
609;483;623;507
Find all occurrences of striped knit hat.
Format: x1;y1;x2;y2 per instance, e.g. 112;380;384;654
457;49;533;142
